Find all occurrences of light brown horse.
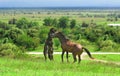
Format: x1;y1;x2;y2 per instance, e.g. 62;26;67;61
50;31;94;63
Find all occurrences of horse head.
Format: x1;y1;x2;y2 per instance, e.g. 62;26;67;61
49;28;58;38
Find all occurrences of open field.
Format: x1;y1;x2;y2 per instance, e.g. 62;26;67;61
0;54;120;76
1;7;120;24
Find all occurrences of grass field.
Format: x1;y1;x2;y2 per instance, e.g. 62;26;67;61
0;54;120;76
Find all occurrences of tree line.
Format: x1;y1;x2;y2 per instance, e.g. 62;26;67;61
0;17;120;57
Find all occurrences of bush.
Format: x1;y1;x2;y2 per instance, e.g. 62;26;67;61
77;39;90;46
43;17;53;26
0;43;23;58
5;27;24;43
16;18;29;29
28;21;39;28
8;18;17;24
58;17;69;28
70;19;76;29
27;28;39;37
53;38;60;49
0;21;10;30
97;40;116;51
39;27;49;44
100;46;114;52
16;34;40;50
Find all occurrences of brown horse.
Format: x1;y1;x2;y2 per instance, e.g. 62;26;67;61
50;31;94;63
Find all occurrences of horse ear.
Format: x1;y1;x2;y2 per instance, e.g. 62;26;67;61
59;32;63;34
50;28;57;32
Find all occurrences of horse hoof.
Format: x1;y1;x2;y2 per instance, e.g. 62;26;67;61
91;57;95;60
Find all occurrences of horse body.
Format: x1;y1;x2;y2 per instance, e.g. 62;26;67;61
43;37;53;61
61;41;83;54
43;28;56;61
51;31;94;63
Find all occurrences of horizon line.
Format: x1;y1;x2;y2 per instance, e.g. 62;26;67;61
0;6;120;8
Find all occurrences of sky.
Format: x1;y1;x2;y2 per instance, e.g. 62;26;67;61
0;0;120;7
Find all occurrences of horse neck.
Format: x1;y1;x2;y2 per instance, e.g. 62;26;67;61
47;36;52;41
57;34;68;44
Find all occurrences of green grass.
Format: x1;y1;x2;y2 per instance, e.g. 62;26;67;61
93;54;120;62
0;54;120;76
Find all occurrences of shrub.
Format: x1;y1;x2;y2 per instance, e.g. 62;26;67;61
81;22;89;27
5;27;24;43
16;34;40;50
27;28;39;37
43;17;53;26
16;18;29;29
39;27;49;44
58;17;69;28
70;19;76;29
53;38;60;49
97;40;116;51
100;46;114;52
77;39;90;46
0;21;10;30
0;43;23;58
28;21;39;28
8;18;17;24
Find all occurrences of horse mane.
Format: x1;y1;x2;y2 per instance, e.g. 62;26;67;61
58;32;69;41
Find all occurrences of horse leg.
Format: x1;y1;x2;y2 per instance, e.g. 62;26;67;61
43;51;47;61
48;49;52;61
43;45;48;61
50;51;54;61
78;55;81;63
72;53;77;63
49;46;54;60
48;51;51;60
51;47;54;60
66;51;69;62
61;51;65;62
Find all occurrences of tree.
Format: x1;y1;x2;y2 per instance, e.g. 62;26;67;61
28;21;39;28
115;16;118;21
43;17;53;26
58;17;69;28
8;18;17;24
0;21;11;39
70;19;76;29
0;21;10;30
5;27;24;43
39;27;49;44
27;28;39;37
16;18;29;29
81;22;89;27
52;18;58;27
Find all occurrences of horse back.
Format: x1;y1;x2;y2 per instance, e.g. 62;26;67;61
61;41;82;52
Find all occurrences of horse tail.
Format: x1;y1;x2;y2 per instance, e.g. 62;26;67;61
82;47;94;59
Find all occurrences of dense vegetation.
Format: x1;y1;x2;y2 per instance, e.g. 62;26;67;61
0;8;120;57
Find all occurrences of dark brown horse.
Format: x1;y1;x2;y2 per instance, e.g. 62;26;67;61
43;28;56;61
50;31;94;63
